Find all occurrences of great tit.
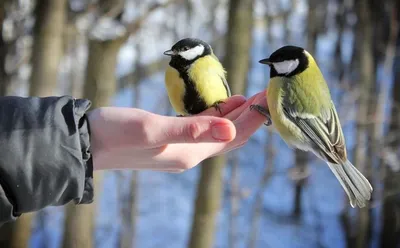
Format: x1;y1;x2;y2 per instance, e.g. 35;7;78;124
251;45;373;208
163;38;231;116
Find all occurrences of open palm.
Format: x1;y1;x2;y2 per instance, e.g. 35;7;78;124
88;91;268;172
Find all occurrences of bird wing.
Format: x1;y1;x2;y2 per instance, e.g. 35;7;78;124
220;75;232;97
210;53;231;97
282;100;347;164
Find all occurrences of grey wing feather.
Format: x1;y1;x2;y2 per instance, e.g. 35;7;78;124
282;101;347;164
210;52;231;97
282;99;372;208
221;76;232;97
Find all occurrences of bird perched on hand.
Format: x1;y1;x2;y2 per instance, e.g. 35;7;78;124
251;45;373;208
163;38;231;116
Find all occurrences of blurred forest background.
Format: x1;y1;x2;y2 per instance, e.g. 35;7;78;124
0;0;399;247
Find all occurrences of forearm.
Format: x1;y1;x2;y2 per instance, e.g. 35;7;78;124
0;96;94;224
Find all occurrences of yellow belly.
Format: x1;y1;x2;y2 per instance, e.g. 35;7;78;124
164;56;229;115
187;57;229;107
267;78;305;146
165;66;186;115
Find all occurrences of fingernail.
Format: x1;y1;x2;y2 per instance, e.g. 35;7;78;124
212;123;233;141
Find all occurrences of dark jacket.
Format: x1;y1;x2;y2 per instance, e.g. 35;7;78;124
0;95;94;225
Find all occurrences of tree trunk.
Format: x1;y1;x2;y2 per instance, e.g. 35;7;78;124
119;46;141;248
333;0;346;90
187;0;254;247
0;1;67;247
0;1;12;96
306;0;318;56
187;156;227;248
247;130;275;248
291;0;319;220
62;37;125;248
223;0;254;95
380;56;400;247
119;172;138;248
380;5;400;246
228;154;240;248
29;0;67;97
0;216;35;248
353;0;375;247
292;151;309;219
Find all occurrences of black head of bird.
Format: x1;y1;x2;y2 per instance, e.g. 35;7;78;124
259;45;309;78
164;38;212;71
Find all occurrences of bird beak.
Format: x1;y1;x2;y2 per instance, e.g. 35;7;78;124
163;50;175;56
259;58;272;65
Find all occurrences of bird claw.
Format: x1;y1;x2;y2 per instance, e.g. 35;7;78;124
250;104;272;126
212;100;226;115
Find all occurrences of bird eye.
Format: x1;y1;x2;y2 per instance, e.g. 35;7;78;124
183;46;189;51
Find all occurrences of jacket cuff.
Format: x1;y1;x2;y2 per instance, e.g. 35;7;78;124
74;99;94;204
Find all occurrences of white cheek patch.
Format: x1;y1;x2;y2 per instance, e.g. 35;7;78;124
273;59;300;75
179;45;205;60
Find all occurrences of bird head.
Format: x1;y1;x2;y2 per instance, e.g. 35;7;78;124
259;45;311;78
164;38;212;70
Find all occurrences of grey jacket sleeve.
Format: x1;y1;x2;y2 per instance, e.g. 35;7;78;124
0;95;94;225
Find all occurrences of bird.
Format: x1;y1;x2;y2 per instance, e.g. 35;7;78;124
163;38;231;116
250;45;373;208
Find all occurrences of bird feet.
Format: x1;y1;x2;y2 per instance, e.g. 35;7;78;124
249;104;272;126
211;100;226;115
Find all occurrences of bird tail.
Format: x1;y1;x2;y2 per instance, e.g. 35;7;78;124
327;160;373;208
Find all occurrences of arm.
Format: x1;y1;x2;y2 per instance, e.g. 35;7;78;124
0;91;269;224
0;96;93;225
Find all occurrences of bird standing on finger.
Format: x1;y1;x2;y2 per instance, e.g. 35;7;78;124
163;38;231;116
251;45;373;208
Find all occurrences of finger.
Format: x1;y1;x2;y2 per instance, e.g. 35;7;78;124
192;93;268;157
156;92;268;160
148;92;269;169
195;95;247;117
232;93;268;138
224;90;267;121
146;115;237;147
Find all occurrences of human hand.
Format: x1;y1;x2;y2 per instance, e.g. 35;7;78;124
87;91;268;172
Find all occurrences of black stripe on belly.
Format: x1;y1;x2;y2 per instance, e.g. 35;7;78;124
180;72;208;115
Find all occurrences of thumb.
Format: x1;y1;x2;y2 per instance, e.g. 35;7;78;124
147;115;236;147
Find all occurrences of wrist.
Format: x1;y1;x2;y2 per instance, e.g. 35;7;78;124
86;108;102;171
73;98;94;203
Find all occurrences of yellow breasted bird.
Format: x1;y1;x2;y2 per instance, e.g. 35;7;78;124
163;38;231;116
251;45;373;208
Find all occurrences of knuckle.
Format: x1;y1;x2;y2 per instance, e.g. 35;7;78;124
140;115;157;144
136;116;149;133
184;123;201;143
